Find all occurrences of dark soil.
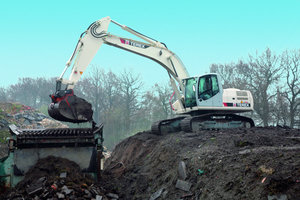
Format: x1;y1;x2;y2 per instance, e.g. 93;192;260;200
1;127;300;200
102;127;300;200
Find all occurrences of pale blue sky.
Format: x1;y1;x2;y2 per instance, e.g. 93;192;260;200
1;0;300;90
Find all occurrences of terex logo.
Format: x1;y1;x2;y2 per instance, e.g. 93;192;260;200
120;38;149;49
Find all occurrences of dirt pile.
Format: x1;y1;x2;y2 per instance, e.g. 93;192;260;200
103;127;300;200
3;156;117;200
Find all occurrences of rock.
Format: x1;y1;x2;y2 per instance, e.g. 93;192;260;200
23;119;31;126
26;176;46;195
0;119;9;126
35;113;47;121
57;192;65;199
13;113;22;120
175;179;192;192
84;189;92;198
107;193;119;199
61;185;73;195
60;172;67;178
162;190;168;199
96;195;103;200
26;185;43;195
23;114;35;121
149;188;164;200
267;194;287;200
178;161;187;180
238;149;251;155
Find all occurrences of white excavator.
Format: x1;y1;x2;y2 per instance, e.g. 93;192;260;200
48;16;254;134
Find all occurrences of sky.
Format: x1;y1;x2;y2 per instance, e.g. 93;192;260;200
1;0;300;91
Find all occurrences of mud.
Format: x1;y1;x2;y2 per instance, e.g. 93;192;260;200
103;127;300;200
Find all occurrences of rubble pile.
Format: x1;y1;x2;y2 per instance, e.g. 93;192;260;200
3;156;118;200
103;127;300;200
0;102;67;130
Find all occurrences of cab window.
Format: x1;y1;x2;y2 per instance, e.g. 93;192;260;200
198;75;219;100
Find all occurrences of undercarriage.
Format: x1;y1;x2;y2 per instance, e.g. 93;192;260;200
151;113;255;135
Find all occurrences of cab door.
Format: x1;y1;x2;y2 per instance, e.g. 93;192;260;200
196;74;223;107
184;77;197;108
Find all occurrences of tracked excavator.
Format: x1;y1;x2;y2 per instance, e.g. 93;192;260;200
48;16;254;134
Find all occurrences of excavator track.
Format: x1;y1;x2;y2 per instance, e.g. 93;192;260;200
151;116;187;135
180;113;255;132
151;113;254;135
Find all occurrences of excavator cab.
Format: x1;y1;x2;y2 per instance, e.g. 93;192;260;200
184;74;223;109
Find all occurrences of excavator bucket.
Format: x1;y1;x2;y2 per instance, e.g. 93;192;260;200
48;90;93;123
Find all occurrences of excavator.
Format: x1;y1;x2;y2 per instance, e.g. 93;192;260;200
48;16;254;134
0;17;254;188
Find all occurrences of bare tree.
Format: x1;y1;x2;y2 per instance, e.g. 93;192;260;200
210;49;282;126
0;87;6;102
244;48;282;126
270;88;289;126
281;50;300;128
119;70;143;133
210;61;250;90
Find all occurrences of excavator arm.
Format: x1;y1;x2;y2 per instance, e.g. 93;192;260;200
49;16;189;123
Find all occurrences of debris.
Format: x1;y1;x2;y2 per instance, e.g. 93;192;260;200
259;165;275;175
26;185;43;195
162;190;168;199
197;169;204;175
84;189;92;198
149;188;164;200
56;192;65;199
238;149;252;155
178;161;187;180
96;195;103;200
26;177;46;195
51;183;58;190
267;194;288;200
1;156;117;199
107;193;119;199
181;192;193;198
175;179;192;192
60;172;67;178
261;177;267;183
61;185;73;195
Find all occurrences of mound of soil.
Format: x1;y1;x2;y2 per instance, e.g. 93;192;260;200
3;156;110;200
1;122;299;199
102;127;300;200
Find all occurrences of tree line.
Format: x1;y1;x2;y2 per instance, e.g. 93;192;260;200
0;66;174;149
210;48;300;127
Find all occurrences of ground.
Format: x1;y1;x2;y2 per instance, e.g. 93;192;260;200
102;127;300;200
0;102;300;199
